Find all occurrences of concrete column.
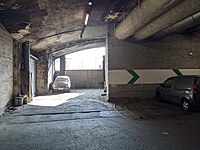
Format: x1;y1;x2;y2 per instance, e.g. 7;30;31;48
13;41;22;97
21;42;32;101
105;27;109;99
102;55;105;82
48;56;56;91
36;51;48;95
60;56;65;75
22;42;30;71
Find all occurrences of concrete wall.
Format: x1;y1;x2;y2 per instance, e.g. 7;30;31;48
56;70;104;88
107;23;200;101
0;25;13;113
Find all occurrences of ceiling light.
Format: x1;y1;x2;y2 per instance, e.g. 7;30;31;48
84;14;89;25
88;1;92;6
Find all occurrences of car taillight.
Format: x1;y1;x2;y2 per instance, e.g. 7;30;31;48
192;84;197;93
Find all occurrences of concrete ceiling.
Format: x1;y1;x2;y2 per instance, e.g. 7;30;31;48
0;0;138;58
2;0;199;58
115;0;200;41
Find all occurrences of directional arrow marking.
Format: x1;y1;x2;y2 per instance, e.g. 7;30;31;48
127;70;140;84
172;69;183;76
108;69;200;85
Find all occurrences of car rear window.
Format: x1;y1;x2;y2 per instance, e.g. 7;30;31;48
173;77;193;90
164;78;174;88
196;77;200;85
195;78;200;89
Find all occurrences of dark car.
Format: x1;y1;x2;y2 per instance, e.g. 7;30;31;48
156;75;200;111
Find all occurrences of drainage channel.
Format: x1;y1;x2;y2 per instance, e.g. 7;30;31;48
21;110;102;116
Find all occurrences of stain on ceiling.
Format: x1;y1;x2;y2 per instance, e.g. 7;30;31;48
0;0;138;56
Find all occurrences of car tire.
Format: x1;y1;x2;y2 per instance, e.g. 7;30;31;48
65;89;70;93
181;99;191;112
156;92;163;102
49;83;53;92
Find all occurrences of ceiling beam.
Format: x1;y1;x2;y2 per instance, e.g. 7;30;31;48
47;38;105;56
133;0;200;40
51;42;105;59
114;0;184;40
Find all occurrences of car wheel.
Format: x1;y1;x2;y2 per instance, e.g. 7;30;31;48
181;99;191;112
156;92;162;102
52;88;56;93
65;89;70;93
49;83;53;91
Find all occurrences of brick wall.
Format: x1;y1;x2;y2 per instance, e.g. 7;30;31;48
0;25;13;113
107;23;200;101
56;70;104;88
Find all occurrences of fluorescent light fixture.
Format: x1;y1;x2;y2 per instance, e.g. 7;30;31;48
88;1;92;5
84;14;89;25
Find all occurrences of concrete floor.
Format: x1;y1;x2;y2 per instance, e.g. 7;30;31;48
0;89;200;150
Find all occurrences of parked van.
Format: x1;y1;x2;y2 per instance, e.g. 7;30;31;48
156;76;200;111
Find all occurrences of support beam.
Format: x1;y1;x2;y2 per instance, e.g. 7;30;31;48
60;56;65;75
21;42;32;101
13;41;22;97
134;0;200;40
22;42;30;71
36;51;49;94
115;0;184;40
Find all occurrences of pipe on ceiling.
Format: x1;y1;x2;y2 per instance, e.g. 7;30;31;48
114;0;184;40
133;0;200;41
153;11;200;39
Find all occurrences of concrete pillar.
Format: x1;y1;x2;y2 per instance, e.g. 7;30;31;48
21;42;32;101
36;51;48;94
105;29;109;98
22;42;30;71
47;56;56;91
13;41;22;97
60;56;65;75
102;55;105;82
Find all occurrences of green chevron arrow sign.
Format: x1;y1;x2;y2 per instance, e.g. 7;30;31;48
108;70;140;84
127;70;140;84
172;69;183;76
108;69;200;85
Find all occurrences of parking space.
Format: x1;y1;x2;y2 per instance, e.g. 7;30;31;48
114;99;193;119
0;89;200;150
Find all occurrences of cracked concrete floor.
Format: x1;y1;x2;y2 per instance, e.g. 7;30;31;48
0;89;200;150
